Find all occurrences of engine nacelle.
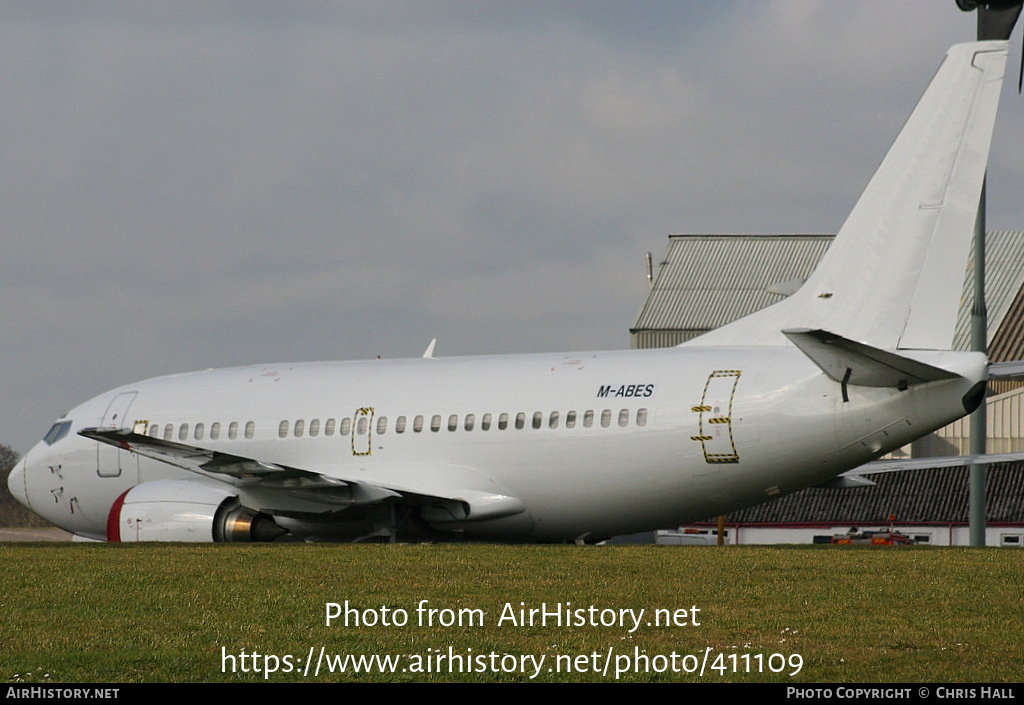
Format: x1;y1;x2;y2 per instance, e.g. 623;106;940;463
106;480;286;542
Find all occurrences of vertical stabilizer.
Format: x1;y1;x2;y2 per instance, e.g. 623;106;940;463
685;42;1008;350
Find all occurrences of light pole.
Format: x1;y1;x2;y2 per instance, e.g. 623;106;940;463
956;1;1021;546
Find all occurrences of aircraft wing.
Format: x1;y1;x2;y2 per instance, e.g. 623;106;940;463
79;427;524;521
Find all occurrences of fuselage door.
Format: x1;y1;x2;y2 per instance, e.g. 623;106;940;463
351;407;374;456
97;392;138;477
691;371;741;464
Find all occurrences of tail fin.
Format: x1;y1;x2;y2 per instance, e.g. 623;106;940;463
686;42;1008;351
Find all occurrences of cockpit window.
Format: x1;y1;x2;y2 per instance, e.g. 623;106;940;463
43;420;72;446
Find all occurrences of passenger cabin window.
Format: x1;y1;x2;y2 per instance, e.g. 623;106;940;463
356;417;369;435
600;410;611;428
244;421;255;439
377;417;387;435
549;411;559;429
228;421;238;439
294;419;305;438
448;414;458;432
618;409;629;427
164;424;174;441
325;419;336;436
210;422;221;440
396;416;407;433
194;423;205;441
532;412;543;429
482;413;491;431
583;410;594;428
636;409;648;427
498;413;509;430
178;423;189;441
431;415;441;432
566;411;576;429
148;424;159;438
278;420;289;438
309;419;320;437
340;418;351;436
515;412;525;430
413;415;424;433
465;414;475;431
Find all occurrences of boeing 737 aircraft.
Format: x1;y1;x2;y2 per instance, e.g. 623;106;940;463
7;42;1013;543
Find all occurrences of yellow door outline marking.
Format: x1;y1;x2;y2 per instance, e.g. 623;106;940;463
691;370;741;464
352;407;374;456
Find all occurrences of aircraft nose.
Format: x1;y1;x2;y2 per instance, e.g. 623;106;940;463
7;454;30;510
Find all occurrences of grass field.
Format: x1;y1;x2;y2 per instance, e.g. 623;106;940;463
1;543;1021;683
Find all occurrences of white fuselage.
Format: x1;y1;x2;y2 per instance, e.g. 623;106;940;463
9;346;986;542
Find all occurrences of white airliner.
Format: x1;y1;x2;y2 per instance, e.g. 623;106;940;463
7;42;1013;543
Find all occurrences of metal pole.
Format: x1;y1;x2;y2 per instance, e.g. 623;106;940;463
969;179;987;546
958;0;1023;546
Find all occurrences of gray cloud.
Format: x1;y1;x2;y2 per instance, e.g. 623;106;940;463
1;1;1021;453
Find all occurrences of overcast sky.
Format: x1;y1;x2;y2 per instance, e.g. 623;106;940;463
2;1;1022;454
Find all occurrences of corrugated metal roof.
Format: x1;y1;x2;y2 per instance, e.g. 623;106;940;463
989;285;1024;363
953;230;1024;356
704;463;1024;525
631;234;831;335
632;231;1024;354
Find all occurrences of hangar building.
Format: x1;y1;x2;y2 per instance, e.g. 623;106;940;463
631;231;1024;546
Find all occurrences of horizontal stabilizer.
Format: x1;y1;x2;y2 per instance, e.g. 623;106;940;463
989;360;1024;379
821;451;1024;488
857;451;1024;473
818;474;878;489
782;329;962;388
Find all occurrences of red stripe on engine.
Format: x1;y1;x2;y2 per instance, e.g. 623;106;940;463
106;489;131;542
